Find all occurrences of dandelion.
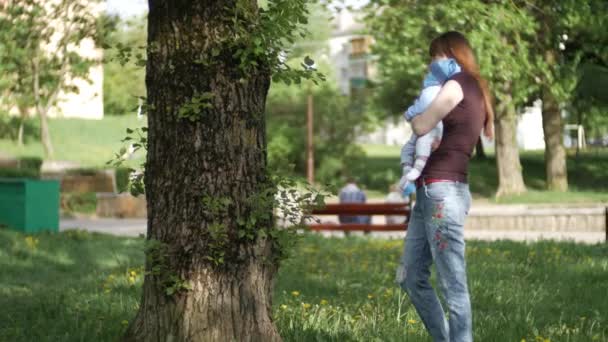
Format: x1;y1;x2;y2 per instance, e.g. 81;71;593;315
130;270;137;277
280;304;288;310
320;299;328;305
291;291;300;297
302;303;311;309
407;319;418;324
521;339;526;342
128;276;136;284
25;236;39;250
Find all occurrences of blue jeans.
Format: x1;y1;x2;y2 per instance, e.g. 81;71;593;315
396;181;472;342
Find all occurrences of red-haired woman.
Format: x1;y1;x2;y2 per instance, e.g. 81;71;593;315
396;31;494;342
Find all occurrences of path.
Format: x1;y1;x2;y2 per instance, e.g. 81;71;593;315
60;217;606;243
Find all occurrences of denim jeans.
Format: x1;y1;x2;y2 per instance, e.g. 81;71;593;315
396;181;472;342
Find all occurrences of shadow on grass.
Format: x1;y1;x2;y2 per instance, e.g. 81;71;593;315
0;228;144;342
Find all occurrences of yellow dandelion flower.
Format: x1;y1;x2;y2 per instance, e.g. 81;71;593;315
521;339;526;342
302;303;311;309
320;299;328;305
130;270;137;277
280;304;288;310
128;276;136;284
407;319;417;324
25;236;39;250
291;291;300;297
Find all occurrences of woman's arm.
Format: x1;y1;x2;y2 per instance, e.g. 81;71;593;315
411;80;463;136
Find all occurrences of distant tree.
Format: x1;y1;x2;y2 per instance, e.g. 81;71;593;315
0;0;112;158
103;15;147;116
364;0;536;196
266;3;370;184
523;0;608;190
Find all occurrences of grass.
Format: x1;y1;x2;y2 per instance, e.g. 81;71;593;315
360;144;608;203
0;116;145;168
1;228;607;341
2;118;607;204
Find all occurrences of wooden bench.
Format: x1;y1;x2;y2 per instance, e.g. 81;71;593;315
308;203;411;232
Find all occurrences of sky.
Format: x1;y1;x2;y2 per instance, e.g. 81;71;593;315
106;0;370;18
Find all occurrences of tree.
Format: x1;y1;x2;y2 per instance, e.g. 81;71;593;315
265;3;370;186
125;1;320;340
103;15;147;116
524;0;607;190
364;0;536;196
0;0;108;158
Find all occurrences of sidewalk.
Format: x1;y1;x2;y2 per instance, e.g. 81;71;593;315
60;217;606;243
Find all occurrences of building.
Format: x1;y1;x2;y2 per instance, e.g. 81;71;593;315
328;9;377;96
1;0;104;120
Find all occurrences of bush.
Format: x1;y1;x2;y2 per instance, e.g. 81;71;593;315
115;167;133;193
0;156;43;179
18;157;43;172
266;82;372;187
0;167;39;179
0;115;39;142
61;192;97;215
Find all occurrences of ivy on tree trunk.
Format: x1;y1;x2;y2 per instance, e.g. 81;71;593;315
124;1;284;341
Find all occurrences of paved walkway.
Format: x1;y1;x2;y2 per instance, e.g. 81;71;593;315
60;218;606;243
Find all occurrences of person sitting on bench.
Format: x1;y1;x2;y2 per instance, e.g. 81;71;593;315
338;179;371;225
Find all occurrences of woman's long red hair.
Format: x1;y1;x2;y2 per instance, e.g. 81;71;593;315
430;31;494;139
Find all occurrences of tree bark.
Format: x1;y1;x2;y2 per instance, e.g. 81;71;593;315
39;111;53;158
494;90;526;197
125;1;280;341
32;58;54;158
541;90;568;191
17;121;24;146
16;105;28;147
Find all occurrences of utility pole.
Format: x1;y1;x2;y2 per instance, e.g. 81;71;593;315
307;91;314;184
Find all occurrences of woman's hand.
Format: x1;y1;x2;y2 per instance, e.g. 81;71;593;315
411;80;463;136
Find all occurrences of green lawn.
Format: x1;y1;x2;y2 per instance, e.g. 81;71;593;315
360;144;608;203
0;116;145;168
2;118;607;204
1;229;606;341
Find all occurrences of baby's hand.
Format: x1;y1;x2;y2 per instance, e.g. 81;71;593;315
431;139;441;152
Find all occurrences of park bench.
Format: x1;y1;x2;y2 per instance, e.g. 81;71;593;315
308;203;411;232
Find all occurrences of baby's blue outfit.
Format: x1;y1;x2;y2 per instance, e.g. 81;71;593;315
399;59;461;197
404;58;462;121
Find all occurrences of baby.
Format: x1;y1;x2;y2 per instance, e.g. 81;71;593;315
398;57;461;196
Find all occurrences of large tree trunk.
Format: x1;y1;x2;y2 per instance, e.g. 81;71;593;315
541;90;568;191
125;1;280;341
494;90;526;197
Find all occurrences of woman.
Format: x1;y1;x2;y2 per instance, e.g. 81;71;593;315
396;31;494;342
